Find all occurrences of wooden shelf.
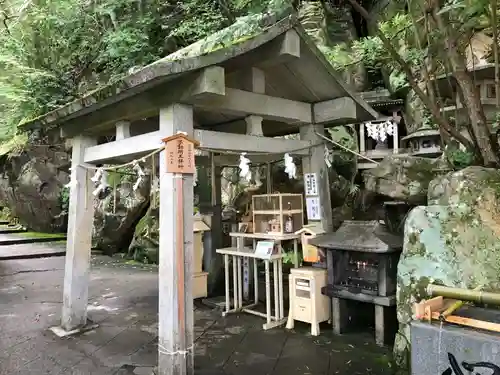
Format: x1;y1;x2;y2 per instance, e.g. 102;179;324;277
253;210;303;215
216;247;284;260
229;232;300;241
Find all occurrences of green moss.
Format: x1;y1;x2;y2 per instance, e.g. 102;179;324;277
18;231;66;238
0;133;29;157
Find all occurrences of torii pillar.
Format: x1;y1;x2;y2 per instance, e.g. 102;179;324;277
158;104;195;375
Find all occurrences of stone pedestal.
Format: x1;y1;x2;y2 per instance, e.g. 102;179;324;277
411;320;500;374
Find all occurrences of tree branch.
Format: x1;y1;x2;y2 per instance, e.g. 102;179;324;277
345;0;476;152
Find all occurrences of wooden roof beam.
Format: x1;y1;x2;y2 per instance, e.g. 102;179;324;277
83;129;311;164
187;88;312;124
313;97;359;125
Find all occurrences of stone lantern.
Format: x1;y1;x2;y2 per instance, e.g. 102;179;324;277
401;128;442;158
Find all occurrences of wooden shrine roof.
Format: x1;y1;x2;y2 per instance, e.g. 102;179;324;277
19;14;377;137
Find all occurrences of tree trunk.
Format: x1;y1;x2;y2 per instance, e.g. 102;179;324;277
492;0;500;108
345;0;476;154
431;4;500;167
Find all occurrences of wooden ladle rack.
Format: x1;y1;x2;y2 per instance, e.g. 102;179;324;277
414;296;500;334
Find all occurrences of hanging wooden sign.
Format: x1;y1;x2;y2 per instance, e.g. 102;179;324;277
162;133;199;174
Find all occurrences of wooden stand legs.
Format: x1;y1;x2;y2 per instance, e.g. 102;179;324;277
331;297;349;335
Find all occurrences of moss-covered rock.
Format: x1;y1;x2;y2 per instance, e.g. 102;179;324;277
92;170;151;255
127;193;159;263
0;135;70;232
394;202;500;372
363;155;450;204
428;166;500;206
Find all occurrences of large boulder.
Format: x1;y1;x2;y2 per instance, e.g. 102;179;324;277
363;155;450;204
394;197;500;371
127;194;159;263
92;172;151;255
0;139;70;232
428;166;500;206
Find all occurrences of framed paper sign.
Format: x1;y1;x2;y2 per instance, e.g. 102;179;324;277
304;173;318;196
254;241;275;259
306;197;321;220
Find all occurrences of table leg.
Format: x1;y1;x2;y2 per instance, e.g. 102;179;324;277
232;256;238;310
278;259;284;319
293;239;299;268
286;274;294;330
243;257;249;301
265;260;271;325
237;257;243;309
253;258;258;304
273;260;279;321
224;254;229;315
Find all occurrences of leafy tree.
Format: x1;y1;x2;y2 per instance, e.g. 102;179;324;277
0;0;232;143
325;0;500;167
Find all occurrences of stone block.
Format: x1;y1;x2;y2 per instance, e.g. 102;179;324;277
411;321;500;375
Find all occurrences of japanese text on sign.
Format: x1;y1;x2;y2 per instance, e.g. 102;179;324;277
306;197;321;220
304;173;318;196
176;139;185;169
164;135;196;174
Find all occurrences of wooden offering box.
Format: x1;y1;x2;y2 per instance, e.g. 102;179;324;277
252;193;304;235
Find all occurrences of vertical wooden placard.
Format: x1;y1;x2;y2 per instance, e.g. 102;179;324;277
162;133;199;174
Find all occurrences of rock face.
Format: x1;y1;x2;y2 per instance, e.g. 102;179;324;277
128;195;159;263
92;173;151;255
0;143;70;232
363;155;450;204
428;166;500;206
394;167;500;372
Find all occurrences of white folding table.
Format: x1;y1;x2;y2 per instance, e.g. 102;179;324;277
215;246;287;330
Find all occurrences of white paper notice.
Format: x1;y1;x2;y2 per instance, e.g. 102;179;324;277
306;197;321;220
304;173;318;196
254;241;275;259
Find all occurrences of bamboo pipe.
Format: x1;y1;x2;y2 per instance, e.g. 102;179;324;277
427;284;500;306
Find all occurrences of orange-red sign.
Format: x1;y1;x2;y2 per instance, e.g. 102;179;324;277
162;134;199;174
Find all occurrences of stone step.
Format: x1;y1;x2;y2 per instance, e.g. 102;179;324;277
0;241;66;260
0;232;66;246
0;225;27;234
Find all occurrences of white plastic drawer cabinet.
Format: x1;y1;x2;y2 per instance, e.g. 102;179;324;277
286;267;330;336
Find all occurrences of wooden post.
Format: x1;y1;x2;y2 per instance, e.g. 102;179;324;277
300;124;333;233
158;104;195;375
359;123;366;153
115;120;131;140
392;122;399;154
61;135;97;332
204;154;223;296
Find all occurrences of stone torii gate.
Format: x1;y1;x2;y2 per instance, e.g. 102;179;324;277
19;16;376;375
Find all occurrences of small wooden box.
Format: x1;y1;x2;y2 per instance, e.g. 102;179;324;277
252;193;304;235
286;267;330;336
193;216;210;274
193;271;208;299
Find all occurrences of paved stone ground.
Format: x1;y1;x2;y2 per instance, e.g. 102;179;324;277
0;255;394;375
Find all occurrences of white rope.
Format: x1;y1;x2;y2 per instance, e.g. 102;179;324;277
314;131;380;165
65;135;340;192
158;344;194;357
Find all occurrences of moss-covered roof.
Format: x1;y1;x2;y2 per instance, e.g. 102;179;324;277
19;12;376;132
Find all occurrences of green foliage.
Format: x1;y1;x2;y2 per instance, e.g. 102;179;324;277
0;0;237;141
0;0;298;145
59;186;70;214
445;147;476;169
